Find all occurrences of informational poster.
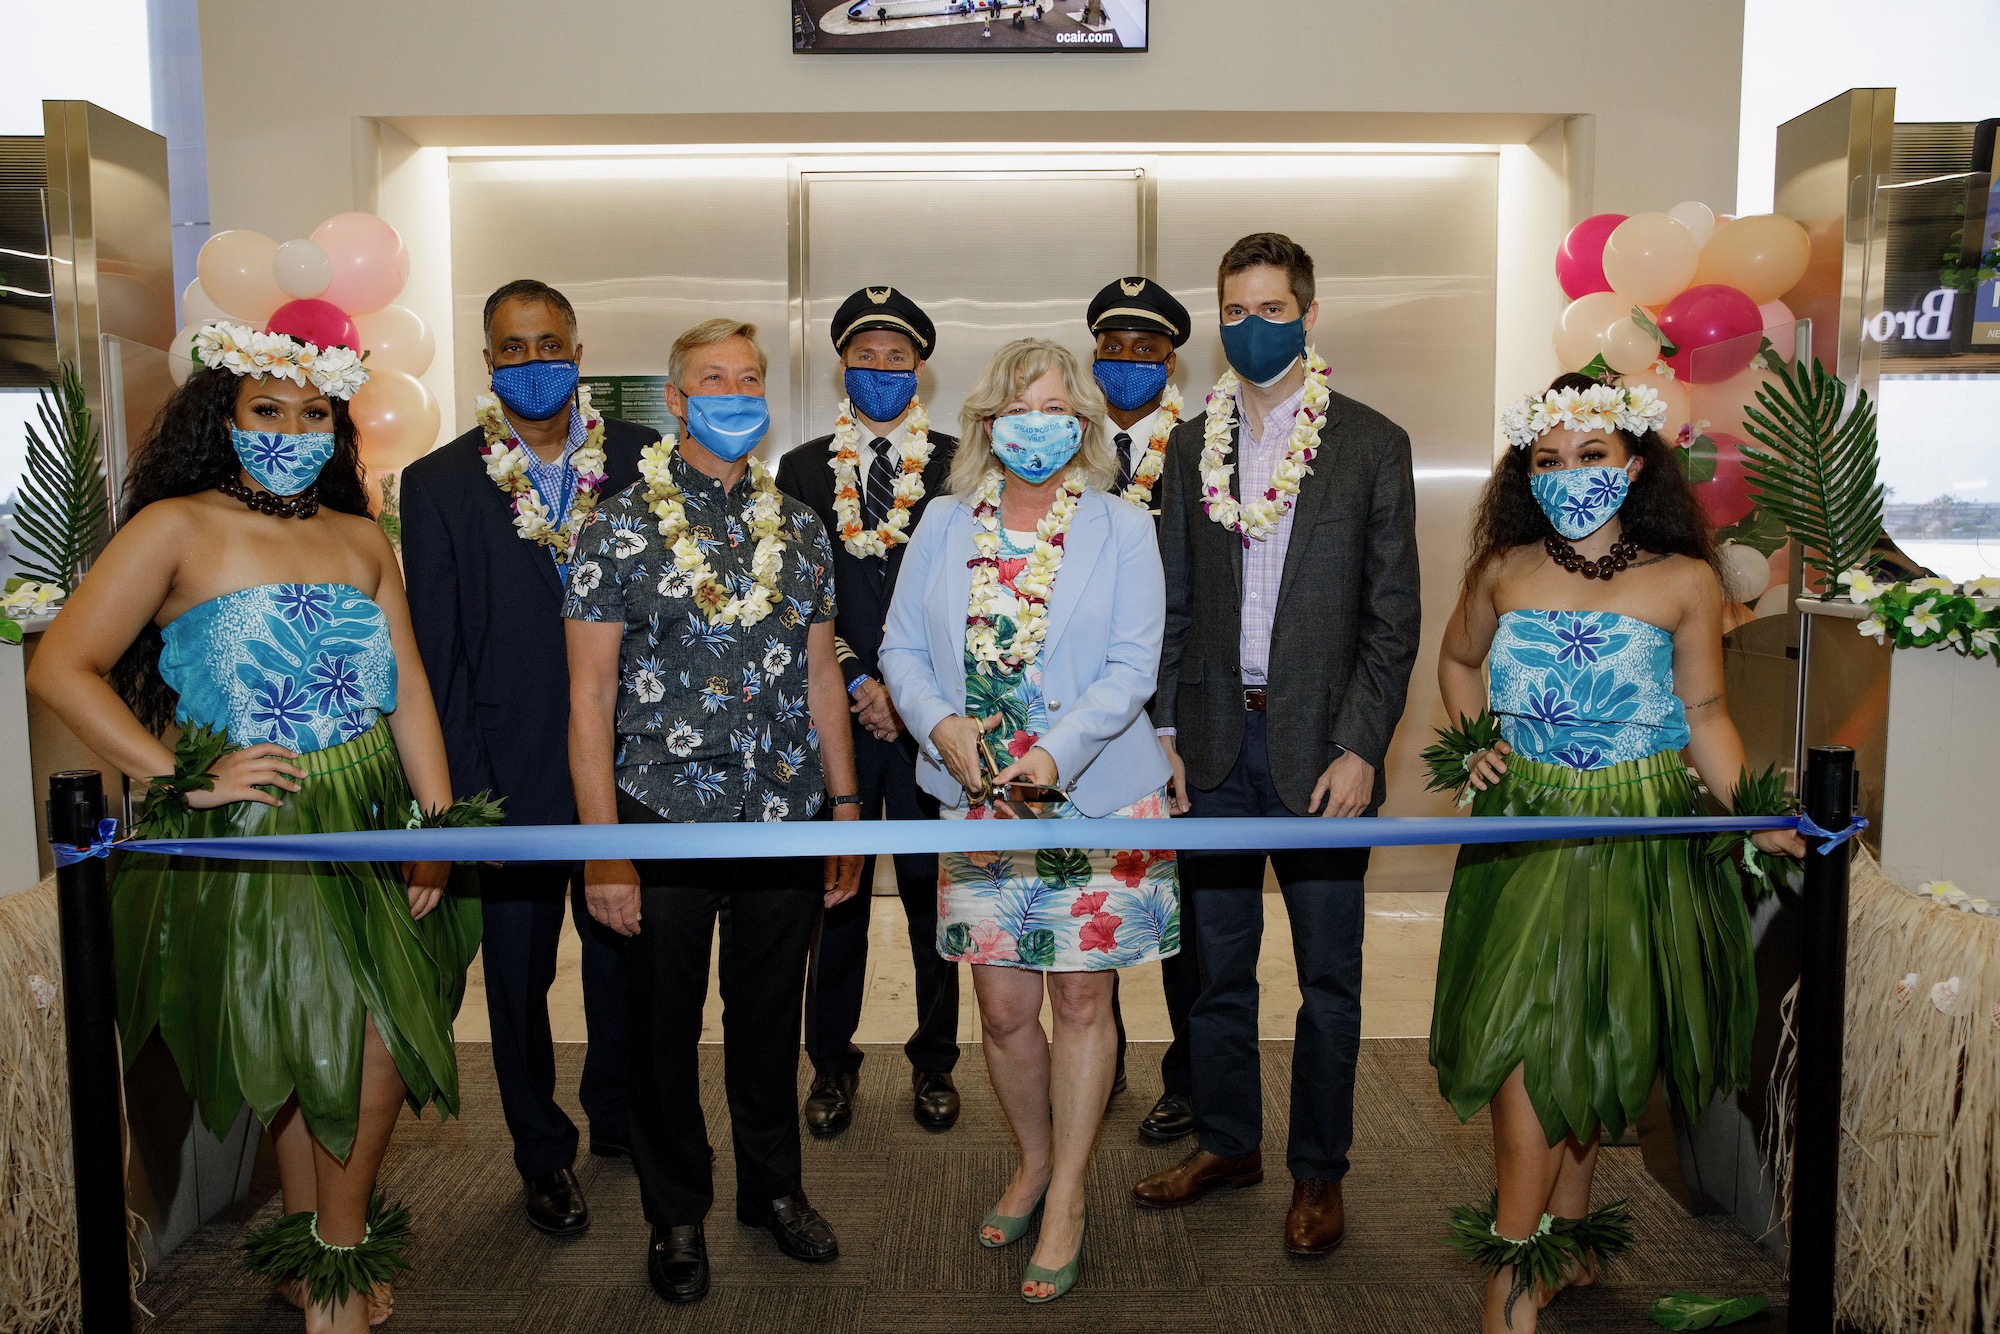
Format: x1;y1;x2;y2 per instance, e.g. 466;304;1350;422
793;0;1146;53
1971;174;2000;349
579;375;678;439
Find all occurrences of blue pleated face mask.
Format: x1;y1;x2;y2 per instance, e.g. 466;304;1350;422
844;367;919;423
489;359;580;421
681;394;771;462
231;428;337;496
989;412;1083;484
1092;358;1171;413
1530;464;1632;540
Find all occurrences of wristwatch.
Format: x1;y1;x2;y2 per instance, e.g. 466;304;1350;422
831;795;863;808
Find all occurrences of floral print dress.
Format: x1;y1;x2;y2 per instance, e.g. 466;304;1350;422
936;529;1180;972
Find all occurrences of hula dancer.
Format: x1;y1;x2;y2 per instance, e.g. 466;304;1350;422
1429;372;1805;1332
28;324;494;1334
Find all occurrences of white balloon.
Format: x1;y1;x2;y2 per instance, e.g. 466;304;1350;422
1717;541;1770;604
168;322;202;385
1667;200;1717;251
274;238;333;299
180;279;229;328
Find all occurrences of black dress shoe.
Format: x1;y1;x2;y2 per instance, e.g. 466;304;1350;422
912;1070;960;1131
589;1134;631;1160
524;1167;589;1236
736;1192;839;1263
1139;1091;1195;1143
647;1224;708;1303
803;1071;859;1137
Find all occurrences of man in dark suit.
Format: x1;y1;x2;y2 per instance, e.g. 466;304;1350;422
1130;234;1420;1257
402;279;655;1237
776;286;961;1136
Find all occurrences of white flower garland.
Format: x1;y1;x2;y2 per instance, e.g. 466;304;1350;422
1115;382;1183;509
191;321;368;400
476;386;609;560
1198;348;1331;544
965;467;1085;675
638;438;785;627
1500;382;1668;449
828;398;933;558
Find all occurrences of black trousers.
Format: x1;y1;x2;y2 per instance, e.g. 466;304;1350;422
803;728;960;1076
1185;712;1369;1181
479;861;630;1179
618;792;821;1226
1153;872;1199;1096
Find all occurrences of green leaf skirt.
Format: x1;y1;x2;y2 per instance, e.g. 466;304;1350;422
112;720;481;1161
1428;749;1756;1146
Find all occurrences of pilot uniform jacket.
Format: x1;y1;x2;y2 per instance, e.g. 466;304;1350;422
776;429;959;691
400;417;655;827
1152;389;1421;814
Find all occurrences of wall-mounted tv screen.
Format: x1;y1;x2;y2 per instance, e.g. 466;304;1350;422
793;0;1147;53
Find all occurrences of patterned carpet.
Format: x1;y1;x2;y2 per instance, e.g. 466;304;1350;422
132;1041;1786;1332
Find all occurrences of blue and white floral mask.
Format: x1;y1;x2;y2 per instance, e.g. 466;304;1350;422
1530;464;1631;540
231;428;336;496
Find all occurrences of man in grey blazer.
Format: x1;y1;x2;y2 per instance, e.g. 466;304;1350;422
1130;233;1420;1257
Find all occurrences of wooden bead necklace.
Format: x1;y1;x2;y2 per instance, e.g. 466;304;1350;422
218;473;320;519
1544;532;1639;580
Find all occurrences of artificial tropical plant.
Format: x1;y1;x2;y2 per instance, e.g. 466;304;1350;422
11;362;108;595
1738;353;1883;596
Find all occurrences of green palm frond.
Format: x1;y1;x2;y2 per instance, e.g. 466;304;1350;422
11;363;108;594
1737;355;1883;595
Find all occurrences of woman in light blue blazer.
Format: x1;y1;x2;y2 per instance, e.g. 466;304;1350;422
881;338;1177;1305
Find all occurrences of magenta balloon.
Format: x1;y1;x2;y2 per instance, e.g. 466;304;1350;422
311;212;410;318
1658;284;1762;382
266;298;360;352
1555;213;1628;300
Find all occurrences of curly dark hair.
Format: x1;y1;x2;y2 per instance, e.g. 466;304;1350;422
1462;371;1717;598
109;366;371;733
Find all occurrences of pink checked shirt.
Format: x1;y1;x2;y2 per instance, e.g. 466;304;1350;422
1234;383;1306;685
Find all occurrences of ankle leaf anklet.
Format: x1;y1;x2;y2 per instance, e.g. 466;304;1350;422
243;1190;414;1308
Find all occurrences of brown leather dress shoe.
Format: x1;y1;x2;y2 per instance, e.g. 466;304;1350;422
1131;1146;1264;1209
1285;1177;1345;1256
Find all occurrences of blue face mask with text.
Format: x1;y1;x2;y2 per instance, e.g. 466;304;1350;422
489;359;579;422
1218;315;1306;388
1092;358;1170;413
681;394;771;462
843;367;919;423
231;428;336;497
1530;464;1632;540
990;412;1083;485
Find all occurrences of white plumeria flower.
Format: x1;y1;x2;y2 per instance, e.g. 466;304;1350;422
1963;576;2000;598
1909;576;1956;594
1907;605;1943;639
1857;615;1888;644
1919;880;1967;907
0;581;63;613
1838;569;1884;604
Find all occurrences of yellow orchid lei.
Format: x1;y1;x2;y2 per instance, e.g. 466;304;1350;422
965;466;1085;675
1197;348;1331;545
477;385;609;560
1115;382;1183;509
828;398;934;559
638;438;785;627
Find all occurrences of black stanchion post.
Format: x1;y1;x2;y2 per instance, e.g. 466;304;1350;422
1789;744;1855;1333
48;770;134;1334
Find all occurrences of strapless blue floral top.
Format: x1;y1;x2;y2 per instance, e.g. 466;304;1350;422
1488;609;1689;771
160;583;397;753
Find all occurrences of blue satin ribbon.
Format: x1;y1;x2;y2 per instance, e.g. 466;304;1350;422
51;818;119;868
85;813;1801;865
1795;813;1869;854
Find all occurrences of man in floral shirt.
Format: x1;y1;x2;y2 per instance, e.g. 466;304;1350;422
565;318;863;1306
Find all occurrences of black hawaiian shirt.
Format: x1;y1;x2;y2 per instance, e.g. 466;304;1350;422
562;449;838;823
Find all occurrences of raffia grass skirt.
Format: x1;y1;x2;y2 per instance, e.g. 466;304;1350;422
111;719;481;1161
1428;749;1756;1146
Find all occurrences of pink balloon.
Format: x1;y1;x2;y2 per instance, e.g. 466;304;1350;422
266;299;360;352
1759;298;1796;364
1555;213;1627;300
310;212;410;318
1658;284;1762;382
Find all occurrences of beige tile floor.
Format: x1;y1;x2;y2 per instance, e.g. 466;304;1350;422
456;856;1449;1045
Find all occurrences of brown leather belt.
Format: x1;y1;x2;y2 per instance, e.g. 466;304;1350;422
1243;687;1268;712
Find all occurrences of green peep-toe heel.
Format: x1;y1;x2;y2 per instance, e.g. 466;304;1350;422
1021;1212;1084;1304
979;1185;1047;1248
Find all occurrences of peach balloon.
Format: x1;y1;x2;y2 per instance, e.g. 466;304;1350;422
1600;317;1662;375
1696;355;1782;441
350;368;441;473
311;212;410;318
1692;213;1811;305
1621;366;1689;435
1759;299;1797;363
196;229;287;323
353;304;436;377
1601;212;1700;306
1553;291;1632;370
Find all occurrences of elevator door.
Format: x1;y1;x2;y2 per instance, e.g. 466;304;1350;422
798;171;1142;441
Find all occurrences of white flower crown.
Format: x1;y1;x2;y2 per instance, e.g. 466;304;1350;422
190;321;369;401
1500;382;1667;450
